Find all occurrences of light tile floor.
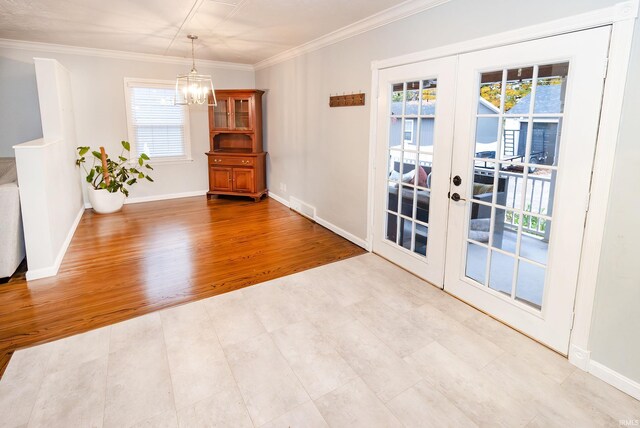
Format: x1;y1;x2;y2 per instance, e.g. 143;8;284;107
1;254;638;427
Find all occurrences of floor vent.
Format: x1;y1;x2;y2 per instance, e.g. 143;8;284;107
289;196;316;221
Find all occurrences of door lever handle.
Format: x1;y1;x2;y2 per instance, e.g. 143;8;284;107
449;192;466;202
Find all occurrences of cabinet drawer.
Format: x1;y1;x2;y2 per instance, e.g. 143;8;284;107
209;156;254;167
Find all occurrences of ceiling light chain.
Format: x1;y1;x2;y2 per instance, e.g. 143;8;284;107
190;34;197;72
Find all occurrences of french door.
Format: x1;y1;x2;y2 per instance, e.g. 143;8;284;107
373;27;611;353
373;57;457;287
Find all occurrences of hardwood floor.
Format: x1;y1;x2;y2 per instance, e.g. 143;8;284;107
0;196;365;377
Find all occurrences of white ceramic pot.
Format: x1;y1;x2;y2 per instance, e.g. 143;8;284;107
88;187;125;214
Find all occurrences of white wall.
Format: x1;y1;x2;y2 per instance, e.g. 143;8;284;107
256;0;619;241
14;59;84;280
256;0;640;389
0;46;255;202
0;56;43;157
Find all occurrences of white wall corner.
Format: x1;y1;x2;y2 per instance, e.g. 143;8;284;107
26;207;84;282
568;344;591;371
588;360;640;401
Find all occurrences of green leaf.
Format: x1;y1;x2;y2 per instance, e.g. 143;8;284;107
118;156;127;162
78;147;89;156
140;153;150;161
127;178;137;185
145;164;153;170
92;151;102;159
138;172;144;179
121;141;130;151
138;157;143;166
145;176;154;182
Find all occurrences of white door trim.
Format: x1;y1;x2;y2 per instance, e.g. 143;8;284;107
367;0;637;374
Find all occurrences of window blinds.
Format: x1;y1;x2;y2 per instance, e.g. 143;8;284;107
129;86;186;158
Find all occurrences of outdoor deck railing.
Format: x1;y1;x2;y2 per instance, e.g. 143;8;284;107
502;170;552;237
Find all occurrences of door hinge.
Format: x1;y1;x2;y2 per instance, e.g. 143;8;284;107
585;192;591;213
602;57;609;79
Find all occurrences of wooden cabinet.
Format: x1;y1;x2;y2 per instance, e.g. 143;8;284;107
232;169;255;193
206;92;267;202
209;167;232;192
208;90;263;153
208;153;265;198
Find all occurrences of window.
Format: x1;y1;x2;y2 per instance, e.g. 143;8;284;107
124;79;191;162
404;119;414;144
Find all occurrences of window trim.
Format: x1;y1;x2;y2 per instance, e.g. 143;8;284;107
123;77;192;164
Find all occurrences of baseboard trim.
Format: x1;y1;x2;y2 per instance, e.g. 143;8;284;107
26;206;84;281
315;216;369;250
125;190;208;205
268;192;290;208
569;344;640;400
84;190;208;209
568;344;592;371
268;193;368;250
589;359;640;401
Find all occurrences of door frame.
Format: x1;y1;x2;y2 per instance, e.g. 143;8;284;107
366;0;638;370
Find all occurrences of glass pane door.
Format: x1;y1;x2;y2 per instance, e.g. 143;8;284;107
213;98;229;129
464;63;567;310
234;98;251;129
385;80;437;257
445;26;610;353
373;56;456;287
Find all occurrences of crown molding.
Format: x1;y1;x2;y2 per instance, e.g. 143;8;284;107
253;0;451;70
0;38;254;72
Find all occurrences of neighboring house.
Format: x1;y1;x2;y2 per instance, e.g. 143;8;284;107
506;84;563;165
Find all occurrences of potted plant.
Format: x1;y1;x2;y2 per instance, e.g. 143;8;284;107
76;141;154;214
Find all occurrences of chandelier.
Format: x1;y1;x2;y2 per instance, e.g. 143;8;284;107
175;35;217;106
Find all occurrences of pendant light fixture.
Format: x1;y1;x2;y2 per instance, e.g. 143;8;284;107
175;35;217;106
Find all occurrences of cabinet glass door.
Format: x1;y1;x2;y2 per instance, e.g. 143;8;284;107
213;97;230;129
234;98;251;130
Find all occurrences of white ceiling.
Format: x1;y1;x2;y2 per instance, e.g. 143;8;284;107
0;0;405;64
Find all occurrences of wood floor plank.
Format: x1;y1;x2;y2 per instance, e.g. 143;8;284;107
0;197;365;376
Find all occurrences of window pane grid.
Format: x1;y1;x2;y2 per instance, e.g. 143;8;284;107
128;84;188;159
386;78;438;257
467;62;568;310
385;210;429;228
